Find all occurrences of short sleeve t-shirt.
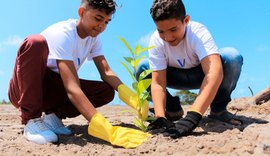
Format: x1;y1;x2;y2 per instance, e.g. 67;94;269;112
40;19;103;73
148;21;219;71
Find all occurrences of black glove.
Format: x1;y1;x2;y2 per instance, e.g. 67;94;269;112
165;111;202;139
147;117;175;134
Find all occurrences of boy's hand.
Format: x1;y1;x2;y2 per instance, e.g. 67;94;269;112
88;113;151;148
147;117;175;134
118;84;149;120
165;111;202;139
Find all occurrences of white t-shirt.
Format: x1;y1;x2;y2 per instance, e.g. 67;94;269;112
41;19;103;73
149;21;219;71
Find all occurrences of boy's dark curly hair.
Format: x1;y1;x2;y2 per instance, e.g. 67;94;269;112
81;0;117;15
150;0;186;22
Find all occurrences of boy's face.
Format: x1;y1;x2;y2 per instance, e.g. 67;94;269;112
155;16;189;46
78;7;112;38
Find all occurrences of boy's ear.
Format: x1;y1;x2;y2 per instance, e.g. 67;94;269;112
184;15;190;25
78;7;85;18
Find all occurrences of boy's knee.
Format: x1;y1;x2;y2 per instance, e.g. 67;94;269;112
219;47;243;91
20;35;48;57
219;47;243;65
26;35;46;44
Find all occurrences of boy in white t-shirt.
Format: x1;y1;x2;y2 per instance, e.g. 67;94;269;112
8;0;150;148
136;0;243;138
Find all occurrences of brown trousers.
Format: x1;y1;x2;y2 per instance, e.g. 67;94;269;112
8;35;114;124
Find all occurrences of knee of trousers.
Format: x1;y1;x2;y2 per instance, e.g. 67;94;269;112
21;35;49;58
219;47;243;67
26;35;48;49
219;47;243;90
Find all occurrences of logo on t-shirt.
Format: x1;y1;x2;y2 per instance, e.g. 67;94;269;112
77;58;81;66
177;59;185;68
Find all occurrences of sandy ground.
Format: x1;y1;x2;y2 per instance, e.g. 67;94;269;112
0;97;269;156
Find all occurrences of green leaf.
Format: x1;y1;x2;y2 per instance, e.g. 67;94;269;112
118;37;133;55
134;55;146;69
123;57;133;64
137;79;152;95
138;69;153;81
132;81;138;92
134;45;141;57
123;57;135;67
136;46;156;56
134;118;147;132
121;62;136;81
139;93;149;107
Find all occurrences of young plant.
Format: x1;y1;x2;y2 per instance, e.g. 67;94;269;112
119;37;154;131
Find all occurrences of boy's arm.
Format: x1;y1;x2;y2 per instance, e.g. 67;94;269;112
57;59;150;148
93;55;149;120
93;55;123;90
190;54;223;115
57;60;97;121
151;69;167;118
148;69;177;130
166;54;223;138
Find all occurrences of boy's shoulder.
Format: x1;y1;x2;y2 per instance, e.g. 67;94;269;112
52;19;77;30
41;19;78;38
189;21;204;26
149;30;165;46
188;21;206;32
43;19;77;32
186;21;210;38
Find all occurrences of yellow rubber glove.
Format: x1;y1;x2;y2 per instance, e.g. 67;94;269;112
118;84;149;121
88;113;151;149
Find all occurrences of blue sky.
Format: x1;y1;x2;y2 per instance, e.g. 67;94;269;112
0;0;269;105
